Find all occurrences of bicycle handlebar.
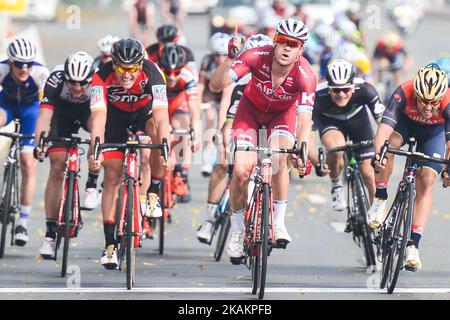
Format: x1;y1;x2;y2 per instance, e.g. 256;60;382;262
0;131;34;140
325;140;374;154
93;137;169;161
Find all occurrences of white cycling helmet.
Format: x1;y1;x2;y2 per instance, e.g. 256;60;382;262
98;35;120;54
334;40;359;62
275;18;309;43
243;34;273;52
326;58;355;87
414;63;448;101
64;51;95;82
7;38;36;63
209;32;232;55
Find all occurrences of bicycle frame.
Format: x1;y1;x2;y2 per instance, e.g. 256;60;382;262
117;147;142;249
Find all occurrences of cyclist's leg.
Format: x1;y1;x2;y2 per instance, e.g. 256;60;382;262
171;111;192;197
82;111;100;209
144;116;164;218
368;117;406;228
267;108;296;245
138;135;151;215
202;101;218;175
227;100;257;259
15;102;39;245
405;125;446;269
345;109;377;201
316;116;347;211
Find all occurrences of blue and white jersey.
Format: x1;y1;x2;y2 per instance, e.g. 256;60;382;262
0;60;49;107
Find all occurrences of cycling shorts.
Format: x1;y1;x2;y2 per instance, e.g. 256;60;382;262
0;99;39;151
232;95;296;147
394;112;446;174
315;108;376;160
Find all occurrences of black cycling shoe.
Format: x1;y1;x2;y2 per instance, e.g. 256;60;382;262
274;239;289;249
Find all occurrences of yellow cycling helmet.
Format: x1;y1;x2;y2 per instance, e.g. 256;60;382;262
414;64;448;101
383;32;400;49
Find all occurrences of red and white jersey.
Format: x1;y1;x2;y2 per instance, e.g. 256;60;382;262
228;45;316;113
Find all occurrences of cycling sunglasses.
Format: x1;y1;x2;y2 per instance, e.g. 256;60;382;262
12;61;33;69
273;34;303;48
67;78;91;86
113;63;142;74
162;67;183;77
417;96;441;107
329;86;353;94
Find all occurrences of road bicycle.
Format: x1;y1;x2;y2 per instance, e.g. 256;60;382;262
94;129;168;289
318;140;377;272
233;139;306;299
38;132;91;277
0;120;34;258
377;137;449;294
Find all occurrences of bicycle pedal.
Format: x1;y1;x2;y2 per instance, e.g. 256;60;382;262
404;265;418;272
80;207;93;211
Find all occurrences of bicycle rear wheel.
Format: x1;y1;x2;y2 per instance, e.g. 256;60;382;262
214;204;231;261
0;165;13;259
126;179;136;290
387;184;413;294
61;172;75;277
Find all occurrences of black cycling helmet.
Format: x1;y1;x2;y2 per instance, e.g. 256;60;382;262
156;24;178;44
159;44;187;70
110;38;145;65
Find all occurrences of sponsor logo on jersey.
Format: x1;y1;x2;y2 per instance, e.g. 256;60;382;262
394;93;402;102
152;84;168;103
253;51;270;56
298;66;309;78
256;81;295;101
90;86;103;106
300;92;315;105
47;72;64;88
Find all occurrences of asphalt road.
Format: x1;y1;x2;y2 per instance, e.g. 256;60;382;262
1;1;450;303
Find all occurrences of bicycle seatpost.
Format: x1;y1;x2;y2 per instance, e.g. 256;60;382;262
38;131;46;163
94;137;101;161
299;141;307;179
162;138;169;161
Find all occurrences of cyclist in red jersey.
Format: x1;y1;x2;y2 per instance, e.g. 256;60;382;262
158;44;200;202
370;64;449;271
87;38;172;270
210;19;316;262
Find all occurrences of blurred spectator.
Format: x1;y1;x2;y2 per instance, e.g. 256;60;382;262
129;0;155;47
158;0;187;31
291;3;308;26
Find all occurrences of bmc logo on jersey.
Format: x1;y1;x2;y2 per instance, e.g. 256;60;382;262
110;93;151;102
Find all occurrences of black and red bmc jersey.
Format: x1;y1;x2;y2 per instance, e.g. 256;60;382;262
90;60;168;113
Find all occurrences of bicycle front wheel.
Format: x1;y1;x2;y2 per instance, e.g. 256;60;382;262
214;205;231;261
353;173;376;270
126;179;136;290
387;184;414;294
257;183;270;299
61;172;75;278
0;165;13;259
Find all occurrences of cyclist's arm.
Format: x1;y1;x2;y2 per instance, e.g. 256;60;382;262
217;83;234;130
364;81;386;123
209;57;236;93
89;74;108;151
375;86;406;153
442;95;450;159
185;83;201;138
34;108;53;140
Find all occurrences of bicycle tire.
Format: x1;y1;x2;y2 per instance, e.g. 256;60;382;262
115;183;124;270
387;184;413;294
250;192;260;295
379;191;402;289
158;176;166;255
126;178;136;290
214;206;231;261
354;173;376;270
0;165;13;258
61;172;75;277
257;183;270;299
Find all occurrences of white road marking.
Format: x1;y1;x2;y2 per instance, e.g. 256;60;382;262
0;287;450;294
